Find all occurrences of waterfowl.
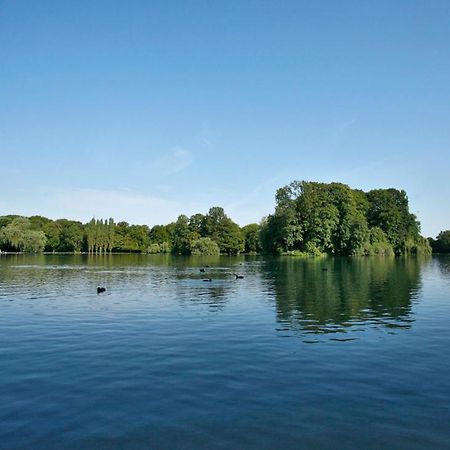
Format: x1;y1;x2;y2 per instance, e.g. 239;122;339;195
203;278;212;282
234;273;244;279
97;287;106;294
199;268;206;273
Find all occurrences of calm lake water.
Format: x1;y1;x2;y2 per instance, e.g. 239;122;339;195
1;255;450;449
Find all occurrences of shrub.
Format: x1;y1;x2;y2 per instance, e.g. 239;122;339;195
191;237;220;255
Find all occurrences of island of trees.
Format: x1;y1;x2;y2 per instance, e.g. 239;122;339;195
0;180;445;256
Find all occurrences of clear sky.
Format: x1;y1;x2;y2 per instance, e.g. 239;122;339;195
1;0;449;237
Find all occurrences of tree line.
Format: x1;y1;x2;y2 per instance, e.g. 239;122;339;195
0;180;442;256
0;207;256;255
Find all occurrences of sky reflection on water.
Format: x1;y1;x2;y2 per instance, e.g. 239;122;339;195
0;255;449;450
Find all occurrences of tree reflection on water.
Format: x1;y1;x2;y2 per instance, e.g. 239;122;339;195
262;256;424;335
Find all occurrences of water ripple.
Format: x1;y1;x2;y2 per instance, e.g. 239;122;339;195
1;255;450;449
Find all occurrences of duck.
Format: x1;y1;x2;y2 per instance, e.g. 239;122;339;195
199;268;206;273
234;273;244;279
97;287;106;294
202;278;212;282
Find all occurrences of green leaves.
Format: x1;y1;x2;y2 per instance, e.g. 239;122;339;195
191;237;220;255
114;222;150;253
242;224;261;254
202;207;244;255
263;181;427;256
0;182;430;257
0;217;47;253
429;230;450;253
171;215;196;254
86;218;116;253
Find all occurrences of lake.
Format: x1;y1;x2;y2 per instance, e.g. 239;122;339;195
1;255;450;449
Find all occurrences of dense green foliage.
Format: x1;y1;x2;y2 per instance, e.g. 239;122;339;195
429;230;450;253
86;218;115;254
0;207;246;255
191;237;221;255
242;224;261;254
169;208;244;255
171;215;196;255
259;181;431;256
0;217;47;253
0;181;433;256
114;222;150;253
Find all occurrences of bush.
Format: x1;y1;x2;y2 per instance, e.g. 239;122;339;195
147;243;161;254
191;237;220;255
160;241;171;253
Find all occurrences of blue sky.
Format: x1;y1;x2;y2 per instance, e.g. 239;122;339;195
1;0;449;237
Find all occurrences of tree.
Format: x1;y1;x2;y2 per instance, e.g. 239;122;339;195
149;225;171;245
148;224;172;253
114;222;132;251
191;237;220;255
367;189;419;254
218;219;244;255
261;181;428;256
259;215;285;255
242;223;261;253
107;218;115;253
171;215;196;254
273;182;303;251
0;217;30;249
22;230;47;253
0;215;20;230
113;221;150;252
266;182;343;254
0;183;431;257
128;225;150;251
56;219;84;252
43;221;61;251
360;227;393;256
159;241;171;253
189;213;207;236
203;207;244;254
29;215;51;231
85;218;96;253
327;185;368;255
147;243;161;254
0;217;47;252
432;230;450;253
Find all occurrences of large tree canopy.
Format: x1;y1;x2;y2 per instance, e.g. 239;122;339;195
430;230;450;253
260;181;430;256
0;217;47;253
202;207;244;255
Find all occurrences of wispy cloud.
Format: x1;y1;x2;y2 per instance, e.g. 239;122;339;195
158;147;194;175
226;175;282;211
334;117;357;135
225;174;285;225
197;124;220;148
152;146;193;175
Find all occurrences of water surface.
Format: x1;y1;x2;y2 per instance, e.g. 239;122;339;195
1;255;449;449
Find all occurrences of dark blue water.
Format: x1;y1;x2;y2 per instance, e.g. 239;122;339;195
1;255;450;449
